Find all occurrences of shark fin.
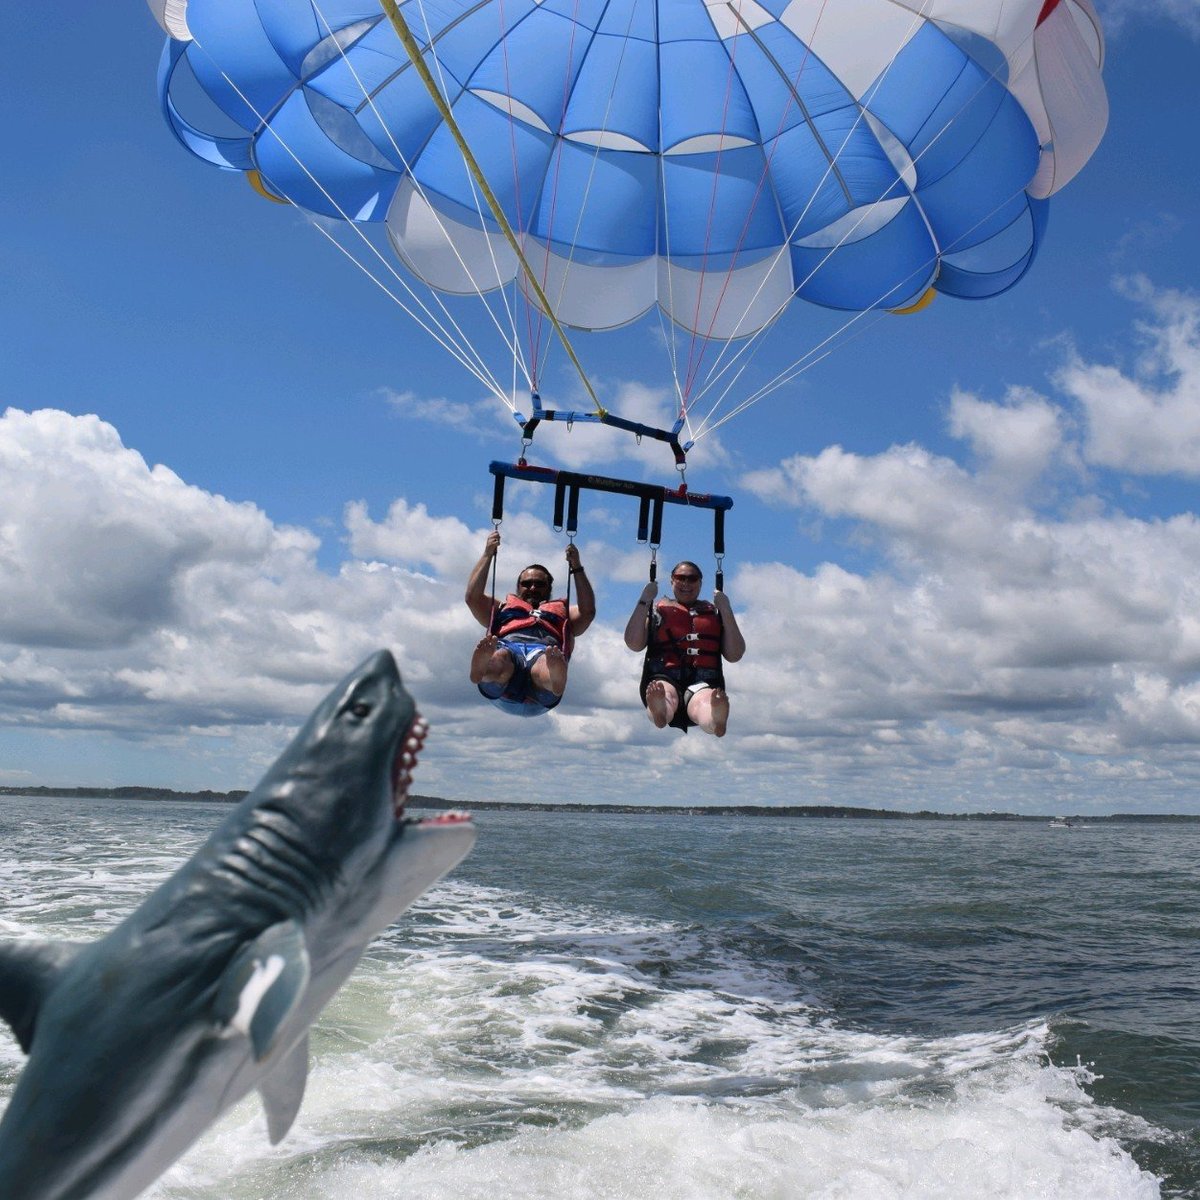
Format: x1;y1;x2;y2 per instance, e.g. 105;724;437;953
214;920;310;1061
0;939;85;1053
259;1031;309;1144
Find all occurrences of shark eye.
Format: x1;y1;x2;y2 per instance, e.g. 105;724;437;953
349;702;372;719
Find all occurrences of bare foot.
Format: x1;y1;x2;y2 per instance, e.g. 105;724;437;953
541;646;568;695
709;689;729;738
645;679;674;729
470;635;502;684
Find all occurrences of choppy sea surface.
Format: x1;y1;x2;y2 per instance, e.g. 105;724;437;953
1;796;1198;1198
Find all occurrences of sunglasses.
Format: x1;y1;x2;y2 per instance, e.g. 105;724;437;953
672;573;701;582
519;577;550;588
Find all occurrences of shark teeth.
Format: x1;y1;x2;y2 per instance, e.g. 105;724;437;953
392;713;428;819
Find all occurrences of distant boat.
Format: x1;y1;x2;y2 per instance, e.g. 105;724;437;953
1049;817;1075;828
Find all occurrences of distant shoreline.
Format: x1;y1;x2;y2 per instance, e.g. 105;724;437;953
1;785;1197;823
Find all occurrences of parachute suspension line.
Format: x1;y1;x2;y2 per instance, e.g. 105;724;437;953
523;0;644;395
305;221;510;399
376;0;533;393
186;30;513;407
737;2;852;203
405;0;543;400
655;28;689;436
699;312;879;439
694;75;1036;431
658;306;690;443
686;0;929;427
667;0;847;446
675;0;837;419
492;0;541;385
456;0;684;458
378;0;605;418
501;0;582;386
312;0;533;400
679;8;748;413
657;186;682;422
688;1;1033;440
545;0;636;386
697;177;1042;439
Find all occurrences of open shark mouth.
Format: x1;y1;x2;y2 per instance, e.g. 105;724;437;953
392;712;472;828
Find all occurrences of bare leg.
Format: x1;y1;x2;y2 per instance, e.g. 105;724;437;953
688;687;729;737
645;679;679;729
530;646;568;697
470;635;514;686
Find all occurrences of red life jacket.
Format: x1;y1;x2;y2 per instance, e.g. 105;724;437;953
647;600;723;673
491;594;574;659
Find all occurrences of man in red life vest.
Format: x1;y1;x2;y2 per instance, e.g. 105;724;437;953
465;530;596;716
623;561;746;736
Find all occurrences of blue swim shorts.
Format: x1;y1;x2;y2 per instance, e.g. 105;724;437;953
478;638;563;716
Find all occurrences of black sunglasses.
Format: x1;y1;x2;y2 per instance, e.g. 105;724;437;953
672;573;701;582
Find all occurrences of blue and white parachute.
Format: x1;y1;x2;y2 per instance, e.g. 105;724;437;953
149;0;1106;345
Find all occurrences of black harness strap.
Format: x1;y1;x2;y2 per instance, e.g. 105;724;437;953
491;472;505;524
714;508;726;592
522;410;688;467
488;472;505;627
637;495;651;543
553;479;566;531
567;484;581;537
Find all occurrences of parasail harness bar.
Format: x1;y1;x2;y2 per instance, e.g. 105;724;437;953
515;391;694;470
489;461;730;590
517;403;691;471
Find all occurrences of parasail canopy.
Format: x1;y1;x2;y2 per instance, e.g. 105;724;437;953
150;0;1107;418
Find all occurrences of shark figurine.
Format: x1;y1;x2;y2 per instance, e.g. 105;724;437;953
0;649;476;1199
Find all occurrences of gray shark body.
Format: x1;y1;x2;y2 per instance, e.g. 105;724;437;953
0;650;475;1199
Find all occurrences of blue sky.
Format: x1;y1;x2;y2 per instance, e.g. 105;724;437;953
3;1;1200;812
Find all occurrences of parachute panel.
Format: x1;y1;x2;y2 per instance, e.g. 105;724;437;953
387;178;517;294
254;90;396;220
185;1;297;131
521;247;657;331
660;148;782;262
561;34;659;152
532;142;658;259
789;198;936;311
1021;1;1110;197
935;197;1048;299
659;254;796;338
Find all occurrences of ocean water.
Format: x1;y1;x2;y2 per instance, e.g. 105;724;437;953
1;796;1197;1198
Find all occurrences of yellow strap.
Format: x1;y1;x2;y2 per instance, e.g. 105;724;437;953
889;286;937;315
378;0;604;417
247;169;289;205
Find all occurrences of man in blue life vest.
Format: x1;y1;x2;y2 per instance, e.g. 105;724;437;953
465;530;596;716
623;560;746;736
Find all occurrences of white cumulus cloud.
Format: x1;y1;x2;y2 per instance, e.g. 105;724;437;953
1058;280;1200;477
